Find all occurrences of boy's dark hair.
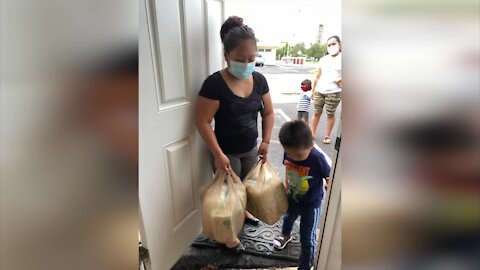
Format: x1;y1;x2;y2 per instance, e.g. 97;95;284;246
220;16;256;53
279;120;314;149
301;79;312;87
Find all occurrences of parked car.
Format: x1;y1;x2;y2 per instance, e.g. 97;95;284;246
255;54;265;66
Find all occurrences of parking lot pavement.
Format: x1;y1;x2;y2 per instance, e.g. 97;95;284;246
265;74;314;104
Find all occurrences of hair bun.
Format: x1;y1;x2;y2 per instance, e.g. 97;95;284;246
220;16;244;42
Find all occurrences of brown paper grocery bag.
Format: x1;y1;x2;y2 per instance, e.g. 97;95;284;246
201;170;246;243
244;161;288;225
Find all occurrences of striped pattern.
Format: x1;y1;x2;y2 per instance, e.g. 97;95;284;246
297;93;311;112
308;207;321;267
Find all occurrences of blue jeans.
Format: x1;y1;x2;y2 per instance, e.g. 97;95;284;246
282;200;321;270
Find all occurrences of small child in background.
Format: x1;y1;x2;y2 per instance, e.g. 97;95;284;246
297;79;312;121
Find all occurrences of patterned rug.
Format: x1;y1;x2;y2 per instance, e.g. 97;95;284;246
192;219;301;261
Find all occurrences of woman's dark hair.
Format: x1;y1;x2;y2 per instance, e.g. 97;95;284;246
326;35;341;54
279;120;314;149
220;16;256;53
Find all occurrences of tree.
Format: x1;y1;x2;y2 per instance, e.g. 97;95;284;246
290;42;306;57
277;42;289;59
276;47;284;60
306;43;327;60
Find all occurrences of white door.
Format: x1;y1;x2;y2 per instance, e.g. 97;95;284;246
139;0;224;269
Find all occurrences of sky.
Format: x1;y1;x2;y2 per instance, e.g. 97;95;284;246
224;0;341;46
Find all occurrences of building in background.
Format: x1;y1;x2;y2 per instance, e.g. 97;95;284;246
317;24;324;44
257;43;282;65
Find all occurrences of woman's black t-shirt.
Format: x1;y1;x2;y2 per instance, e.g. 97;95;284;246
198;71;269;154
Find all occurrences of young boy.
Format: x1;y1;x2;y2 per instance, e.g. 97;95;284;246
273;120;331;270
297;79;312;121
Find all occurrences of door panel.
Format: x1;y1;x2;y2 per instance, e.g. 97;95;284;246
139;0;223;269
148;0;188;106
164;139;195;229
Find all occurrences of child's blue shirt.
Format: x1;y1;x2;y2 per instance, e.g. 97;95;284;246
283;147;330;207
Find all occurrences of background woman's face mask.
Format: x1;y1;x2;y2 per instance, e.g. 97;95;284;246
228;60;255;80
327;45;340;56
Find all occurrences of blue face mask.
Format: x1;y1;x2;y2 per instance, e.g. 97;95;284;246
228;60;255;80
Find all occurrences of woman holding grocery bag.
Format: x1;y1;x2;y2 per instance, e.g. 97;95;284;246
196;15;274;251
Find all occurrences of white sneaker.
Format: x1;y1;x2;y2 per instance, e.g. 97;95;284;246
273;235;292;250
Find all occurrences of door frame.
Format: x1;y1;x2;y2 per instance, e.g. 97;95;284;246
315;124;341;270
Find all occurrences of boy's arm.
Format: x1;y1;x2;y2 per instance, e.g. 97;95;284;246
284;168;289;190
325;177;331;190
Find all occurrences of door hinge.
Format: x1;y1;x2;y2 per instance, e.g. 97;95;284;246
334;137;341;151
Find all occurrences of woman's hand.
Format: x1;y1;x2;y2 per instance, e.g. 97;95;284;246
258;141;269;163
214;152;231;174
334;78;342;88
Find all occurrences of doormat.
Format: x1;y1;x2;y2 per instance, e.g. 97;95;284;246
192;219;301;262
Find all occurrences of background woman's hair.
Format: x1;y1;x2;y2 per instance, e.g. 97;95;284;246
220;16;256;53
